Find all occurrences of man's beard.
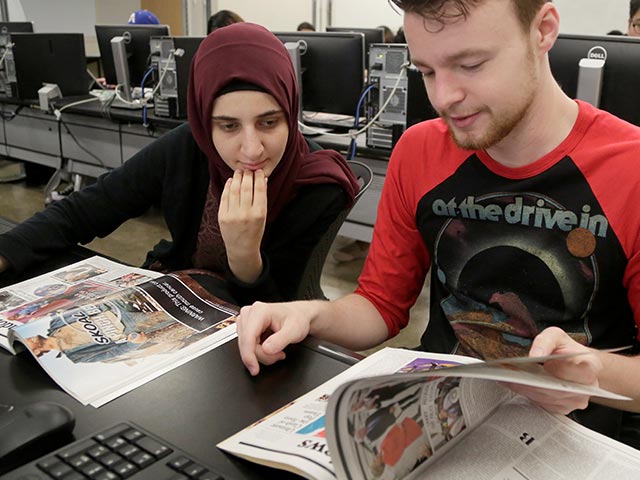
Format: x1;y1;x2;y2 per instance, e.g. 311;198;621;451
441;50;538;151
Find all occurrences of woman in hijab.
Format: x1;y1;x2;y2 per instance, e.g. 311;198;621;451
0;23;359;305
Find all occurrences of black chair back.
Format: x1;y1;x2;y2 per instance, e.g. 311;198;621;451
294;159;373;300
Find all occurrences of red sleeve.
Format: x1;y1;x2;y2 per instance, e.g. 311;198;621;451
355;120;470;338
570;104;640;338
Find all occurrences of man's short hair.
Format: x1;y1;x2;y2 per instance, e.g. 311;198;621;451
388;0;549;32
631;0;640;19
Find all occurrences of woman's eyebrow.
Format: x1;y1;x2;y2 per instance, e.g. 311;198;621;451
256;109;284;118
211;109;284;120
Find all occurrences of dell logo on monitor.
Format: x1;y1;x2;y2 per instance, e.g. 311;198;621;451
296;39;308;55
587;46;607;62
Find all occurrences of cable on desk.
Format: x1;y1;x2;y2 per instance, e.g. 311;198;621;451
101;92;115;121
53;96;101;118
347;83;377;160
57;117;106;167
109;49;179;125
299;62;409;141
140;65;156;128
0;42;13;69
0;104;22;121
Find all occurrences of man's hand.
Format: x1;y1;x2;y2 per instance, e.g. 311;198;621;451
218;169;267;283
508;327;603;415
236;300;318;376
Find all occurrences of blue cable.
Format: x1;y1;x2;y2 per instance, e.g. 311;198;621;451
140;66;156;127
348;83;376;160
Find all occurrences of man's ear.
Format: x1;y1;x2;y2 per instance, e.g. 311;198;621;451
532;2;560;56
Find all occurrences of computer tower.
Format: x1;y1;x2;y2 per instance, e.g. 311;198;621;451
0;23;34;98
150;36;203;118
0;35;18;97
366;43;436;151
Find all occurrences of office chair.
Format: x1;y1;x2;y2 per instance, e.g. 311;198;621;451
294;159;373;300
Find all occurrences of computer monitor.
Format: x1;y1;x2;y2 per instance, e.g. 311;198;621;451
0;22;34;34
10;33;89;100
326;26;384;67
273;31;365;119
549;33;640;126
95;24;170;87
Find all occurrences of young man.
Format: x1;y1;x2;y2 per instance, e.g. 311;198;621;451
236;0;640;445
629;0;640;37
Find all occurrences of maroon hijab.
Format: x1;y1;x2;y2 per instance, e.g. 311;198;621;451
187;22;359;219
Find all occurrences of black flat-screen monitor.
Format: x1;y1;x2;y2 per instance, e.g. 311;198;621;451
326;26;384;66
95;24;169;87
549;33;640;126
10;33;89;100
273;31;365;117
0;22;34;34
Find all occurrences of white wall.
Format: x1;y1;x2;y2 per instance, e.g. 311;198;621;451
7;0;25;21
15;0;96;35
215;0;314;31
6;0;634;53
554;0;629;35
330;0;402;33
201;1;631;36
95;0;140;25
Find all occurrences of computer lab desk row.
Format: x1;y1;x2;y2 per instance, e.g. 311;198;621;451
0;97;391;243
0;215;362;479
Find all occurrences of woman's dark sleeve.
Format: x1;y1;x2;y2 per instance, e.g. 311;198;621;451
227;183;348;305
0;125;187;273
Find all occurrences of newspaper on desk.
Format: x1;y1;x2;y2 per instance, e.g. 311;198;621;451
218;347;640;480
0;256;239;407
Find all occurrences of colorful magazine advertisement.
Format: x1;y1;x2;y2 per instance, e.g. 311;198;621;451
0;256;238;407
218;347;640;480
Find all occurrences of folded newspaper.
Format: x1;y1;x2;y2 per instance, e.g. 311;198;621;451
0;256;238;407
218;347;640;480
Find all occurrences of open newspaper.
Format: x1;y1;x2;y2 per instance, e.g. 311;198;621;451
0;256;238;407
218;347;640;480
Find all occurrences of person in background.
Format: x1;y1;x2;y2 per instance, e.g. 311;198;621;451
607;29;624;35
378;25;396;43
0;23;359;307
629;0;640;36
394;26;406;43
207;9;244;34
236;0;640;448
128;9;160;25
297;21;316;32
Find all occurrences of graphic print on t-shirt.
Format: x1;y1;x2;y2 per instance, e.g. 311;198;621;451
418;154;633;359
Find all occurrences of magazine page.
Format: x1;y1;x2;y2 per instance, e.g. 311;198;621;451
423;397;640;479
326;356;631;480
217;347;478;480
11;272;238;407
327;374;513;480
0;256;161;352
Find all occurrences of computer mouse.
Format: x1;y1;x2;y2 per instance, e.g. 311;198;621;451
0;401;75;460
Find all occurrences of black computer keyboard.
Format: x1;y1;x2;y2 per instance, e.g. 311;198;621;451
2;422;226;480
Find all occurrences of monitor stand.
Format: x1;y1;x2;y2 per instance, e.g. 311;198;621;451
110;35;144;110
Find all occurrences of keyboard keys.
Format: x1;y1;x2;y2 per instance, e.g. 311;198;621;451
9;422;227;480
134;436;170;458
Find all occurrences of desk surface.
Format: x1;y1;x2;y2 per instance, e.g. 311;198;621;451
1;337;353;479
0;217;358;478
